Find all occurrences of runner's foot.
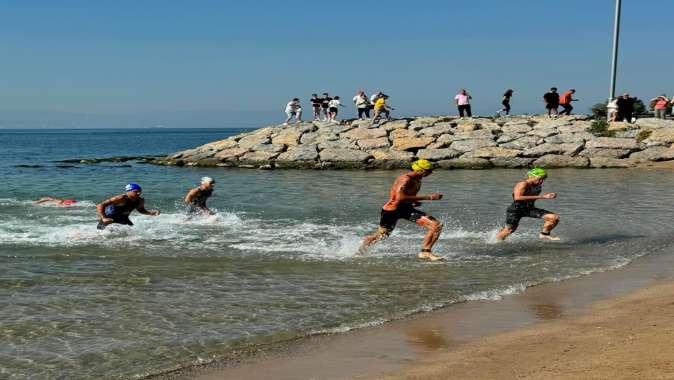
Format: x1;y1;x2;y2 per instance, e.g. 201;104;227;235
417;251;444;261
539;233;560;241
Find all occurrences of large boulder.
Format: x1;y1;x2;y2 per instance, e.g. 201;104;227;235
578;148;631;159
371;150;414;161
250;143;286;153
533;154;589;167
589;157;637;168
238;134;271;149
629;147;674;162
416;148;462;161
558;122;591;134
390;129;417;139
271;129;303;146
501;124;532;134
419;123;454;137
465;147;521;158
499;136;540;150
646;128;674;145
449;139;497;152
523;143;584;157
379;119;409;131
490;157;535;168
533;119;571;129
544;133;586;144
437;157;492;169
342;127;388;140
585;137;639;150
357;137;391;150
527;129;558;138
239;151;279;164
318;139;358;150
319;148;372;163
201;139;239;151
635;118;674;130
276;145;318;162
213;147;249;161
392;136;435;151
409;117;440;130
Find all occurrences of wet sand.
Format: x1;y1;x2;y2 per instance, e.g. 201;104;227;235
156;249;674;380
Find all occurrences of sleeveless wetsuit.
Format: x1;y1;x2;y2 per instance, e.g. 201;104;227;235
378;173;426;234
97;195;141;230
504;183;550;229
188;187;213;213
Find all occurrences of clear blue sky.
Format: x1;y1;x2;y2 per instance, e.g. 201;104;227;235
0;0;672;124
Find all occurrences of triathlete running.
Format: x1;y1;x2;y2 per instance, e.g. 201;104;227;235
184;176;216;215
358;159;444;261
495;168;560;241
96;183;160;230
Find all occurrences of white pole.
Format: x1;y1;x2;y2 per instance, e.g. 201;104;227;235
608;0;622;120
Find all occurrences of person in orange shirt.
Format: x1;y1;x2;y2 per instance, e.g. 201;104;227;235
559;89;578;115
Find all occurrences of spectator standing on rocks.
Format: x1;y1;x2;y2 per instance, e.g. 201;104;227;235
284;98;302;125
454;89;472;118
310;94;322;120
372;94;393;123
320;92;332;121
497;89;514;116
650;94;670;119
543;87;560;117
328;96;346;122
616;93;635;122
353;91;371;119
559;89;578;115
607;97;619;122
370;91;383;105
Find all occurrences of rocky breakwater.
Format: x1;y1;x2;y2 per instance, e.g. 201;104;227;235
155;116;674;169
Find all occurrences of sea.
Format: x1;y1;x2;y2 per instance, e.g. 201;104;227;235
2;128;674;379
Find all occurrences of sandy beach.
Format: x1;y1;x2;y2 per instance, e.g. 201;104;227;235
164;248;674;380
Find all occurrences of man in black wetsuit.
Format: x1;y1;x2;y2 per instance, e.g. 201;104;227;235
495;168;560;241
184;176;216;215
96;183;160;230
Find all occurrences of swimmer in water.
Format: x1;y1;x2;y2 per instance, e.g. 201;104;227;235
495;167;560;241
96;183;160;230
358;159;444;261
184;176;216;215
34;197;77;206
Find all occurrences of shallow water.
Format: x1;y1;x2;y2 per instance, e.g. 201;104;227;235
1;129;673;379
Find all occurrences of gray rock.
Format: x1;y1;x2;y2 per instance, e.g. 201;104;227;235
239;151;279;164
437;157;492;169
357;137;391;150
416;148;462;161
544;133;585;144
318;139;357;150
496;134;524;144
238;135;271;149
319;148;372;162
499;136;540;150
371;150;414;161
450;139;497;152
490;157;535;168
534;119;572;129
276;145;318;162
629;147;674;161
589;157;637;168
250;143;286;153
557;123;591;134
533;155;589;168
379;119;409;131
326;124;356;134
341;127;388;140
392;136;435;151
465;147;521;158
523;143;584;157
585;137;639;150
646;128;674;144
635;118;674;130
501;124;532;134
613;129;640;139
271;129;303;146
213;147;249;161
419;123;454;137
578;148;631;159
527;129;558;138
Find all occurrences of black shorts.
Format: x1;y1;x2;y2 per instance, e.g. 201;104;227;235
379;206;426;234
97;215;133;230
546;104;559;110
505;206;550;229
329;107;338;113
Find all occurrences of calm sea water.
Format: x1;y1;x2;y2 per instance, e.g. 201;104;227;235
2;128;674;379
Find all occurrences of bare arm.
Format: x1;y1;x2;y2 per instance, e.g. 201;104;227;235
395;182;442;202
184;188;198;205
136;198;160;216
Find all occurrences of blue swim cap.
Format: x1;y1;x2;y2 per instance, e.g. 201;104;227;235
125;183;142;192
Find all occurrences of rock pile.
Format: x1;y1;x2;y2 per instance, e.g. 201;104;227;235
155;115;674;169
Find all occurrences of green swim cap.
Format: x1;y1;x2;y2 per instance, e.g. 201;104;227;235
528;167;547;178
411;159;433;172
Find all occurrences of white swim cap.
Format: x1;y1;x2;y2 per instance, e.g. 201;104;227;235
201;176;215;184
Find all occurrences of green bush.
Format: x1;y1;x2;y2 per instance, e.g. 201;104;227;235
588;119;615;137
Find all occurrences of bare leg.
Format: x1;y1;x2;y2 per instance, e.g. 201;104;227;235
296;111;302;123
357;227;389;255
539;213;560;240
284;114;292;125
495;226;515;241
416;216;443;261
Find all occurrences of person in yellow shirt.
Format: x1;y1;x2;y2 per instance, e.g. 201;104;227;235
372;94;394;123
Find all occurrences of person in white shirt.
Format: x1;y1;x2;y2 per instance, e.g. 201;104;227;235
353;91;371;119
454;89;472;118
370;91;383;104
328;96;346;121
284;98;302;125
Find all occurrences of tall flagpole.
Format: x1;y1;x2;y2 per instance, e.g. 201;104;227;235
608;0;622;116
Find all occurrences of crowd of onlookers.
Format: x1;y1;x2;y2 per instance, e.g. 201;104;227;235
283;88;673;125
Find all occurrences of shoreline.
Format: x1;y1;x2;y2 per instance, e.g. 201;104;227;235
152;246;674;380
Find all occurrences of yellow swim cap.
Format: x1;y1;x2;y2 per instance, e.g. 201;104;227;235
411;159;433;172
